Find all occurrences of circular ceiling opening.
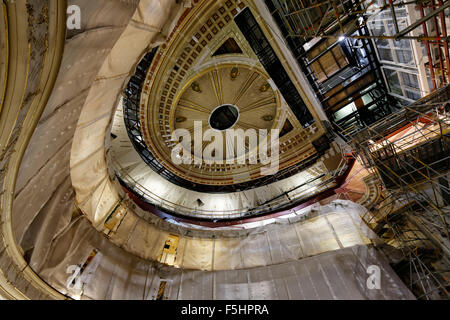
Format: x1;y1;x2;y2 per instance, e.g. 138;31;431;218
209;104;239;131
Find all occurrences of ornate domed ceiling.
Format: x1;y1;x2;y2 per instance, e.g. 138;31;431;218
116;0;332;192
172;64;279;135
152;63;282;185
105;0;351;221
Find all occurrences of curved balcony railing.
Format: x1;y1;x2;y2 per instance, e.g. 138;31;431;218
109;156;349;220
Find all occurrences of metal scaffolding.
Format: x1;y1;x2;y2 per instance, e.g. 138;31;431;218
342;85;450;299
267;0;450;86
265;0;450;129
417;0;450;90
264;0;450;299
268;0;449;40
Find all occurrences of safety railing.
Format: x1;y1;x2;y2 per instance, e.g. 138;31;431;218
109;155;348;220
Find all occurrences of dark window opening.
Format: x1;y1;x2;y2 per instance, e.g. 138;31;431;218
280;119;294;137
213;38;243;56
209;104;239;130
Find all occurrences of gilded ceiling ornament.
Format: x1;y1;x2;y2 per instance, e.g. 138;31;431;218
260;82;271;92
230;67;239;80
191;82;202;93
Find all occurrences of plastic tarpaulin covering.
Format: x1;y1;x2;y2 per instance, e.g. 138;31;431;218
27;200;413;300
39;214;414;300
102;200;377;269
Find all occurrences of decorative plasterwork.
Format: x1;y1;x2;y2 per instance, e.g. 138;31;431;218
139;0;321;186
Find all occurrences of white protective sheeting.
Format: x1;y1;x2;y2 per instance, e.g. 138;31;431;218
26;199;416;300
70;0;184;227
13;0;183;276
100;200;376;269
37;213;414;300
13;0;140;262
